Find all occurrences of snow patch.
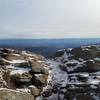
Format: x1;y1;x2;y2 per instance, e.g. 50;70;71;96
10;67;31;75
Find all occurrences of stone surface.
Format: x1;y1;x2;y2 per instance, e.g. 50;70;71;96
38;45;100;100
0;89;34;100
30;86;40;97
33;74;48;86
0;48;49;99
31;61;48;75
11;73;32;84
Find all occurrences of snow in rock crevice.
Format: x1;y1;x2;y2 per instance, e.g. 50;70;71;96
36;59;68;100
47;60;68;87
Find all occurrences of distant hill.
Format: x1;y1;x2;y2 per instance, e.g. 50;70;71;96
0;38;100;57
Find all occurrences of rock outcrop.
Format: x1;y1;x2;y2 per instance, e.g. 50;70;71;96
0;89;34;100
37;45;100;100
0;48;49;99
0;45;100;100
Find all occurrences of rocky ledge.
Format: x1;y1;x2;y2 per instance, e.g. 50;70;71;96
0;48;49;100
37;45;100;100
0;45;100;100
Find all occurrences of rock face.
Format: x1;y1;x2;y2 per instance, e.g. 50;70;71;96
30;61;48;75
33;74;48;86
30;86;40;96
54;45;100;73
0;48;49;99
1;45;100;100
37;45;100;100
0;89;34;100
54;45;100;100
11;73;32;84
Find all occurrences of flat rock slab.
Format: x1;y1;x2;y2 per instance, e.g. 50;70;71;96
0;89;34;100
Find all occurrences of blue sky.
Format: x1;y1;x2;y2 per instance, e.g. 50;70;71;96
0;0;100;38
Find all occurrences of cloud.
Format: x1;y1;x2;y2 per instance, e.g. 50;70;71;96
0;0;100;38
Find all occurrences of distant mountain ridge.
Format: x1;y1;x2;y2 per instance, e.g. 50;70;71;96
0;38;100;57
0;38;100;47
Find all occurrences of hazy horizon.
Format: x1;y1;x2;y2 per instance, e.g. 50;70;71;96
0;37;100;40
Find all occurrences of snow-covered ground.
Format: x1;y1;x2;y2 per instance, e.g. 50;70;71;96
36;59;100;100
0;47;100;99
36;59;68;100
36;49;100;100
46;60;68;87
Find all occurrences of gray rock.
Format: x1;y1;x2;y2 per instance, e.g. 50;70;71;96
31;61;48;75
11;73;32;84
32;74;48;86
0;89;34;100
30;86;40;97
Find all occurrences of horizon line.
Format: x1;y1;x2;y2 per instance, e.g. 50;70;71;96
0;37;100;40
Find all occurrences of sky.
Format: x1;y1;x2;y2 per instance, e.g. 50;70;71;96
0;0;100;38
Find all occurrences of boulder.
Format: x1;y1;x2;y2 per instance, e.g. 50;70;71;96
0;89;34;100
11;73;32;84
71;60;100;73
29;86;40;97
77;75;88;82
32;74;48;86
97;51;100;57
84;60;100;72
71;48;92;60
71;46;98;60
0;48;49;99
42;89;52;97
30;61;48;75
